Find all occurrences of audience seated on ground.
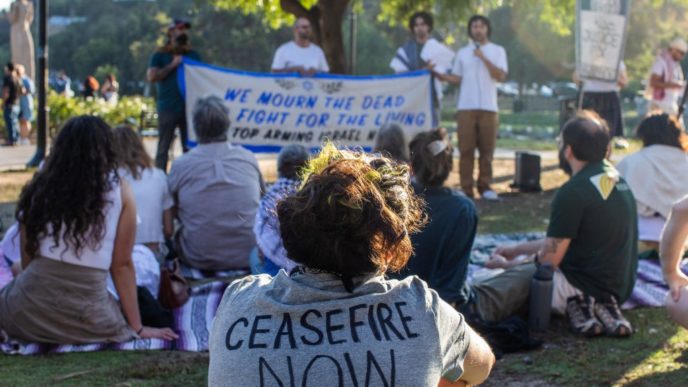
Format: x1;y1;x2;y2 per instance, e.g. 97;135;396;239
487;111;638;337
252;144;309;275
617;112;688;246
168;96;264;271
112;125;174;256
659;195;688;329
0;116;177;344
373;123;410;163
209;144;495;386
391;128;478;308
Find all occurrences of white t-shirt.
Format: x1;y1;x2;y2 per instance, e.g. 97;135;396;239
271;41;330;73
583;62;626;93
119;167;174;245
451;42;508;112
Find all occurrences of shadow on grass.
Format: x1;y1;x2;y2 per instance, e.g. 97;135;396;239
486;308;688;386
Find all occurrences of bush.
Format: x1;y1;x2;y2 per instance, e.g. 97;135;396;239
47;91;155;137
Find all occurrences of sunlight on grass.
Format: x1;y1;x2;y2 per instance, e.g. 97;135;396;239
613;327;688;386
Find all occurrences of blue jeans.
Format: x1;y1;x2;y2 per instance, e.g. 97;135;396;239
3;105;19;145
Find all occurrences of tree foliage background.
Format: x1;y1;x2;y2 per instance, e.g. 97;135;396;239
1;0;687;95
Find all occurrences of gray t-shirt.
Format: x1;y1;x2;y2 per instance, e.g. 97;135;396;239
168;142;263;270
209;270;470;386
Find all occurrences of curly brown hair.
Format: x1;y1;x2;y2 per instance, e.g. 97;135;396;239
16;116;119;259
277;145;426;277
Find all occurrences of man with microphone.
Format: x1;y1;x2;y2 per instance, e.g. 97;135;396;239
436;15;507;200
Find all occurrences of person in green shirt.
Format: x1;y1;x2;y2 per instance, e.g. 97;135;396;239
147;19;201;171
485;111;637;337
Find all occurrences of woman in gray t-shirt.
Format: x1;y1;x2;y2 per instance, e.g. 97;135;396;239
209;145;495;386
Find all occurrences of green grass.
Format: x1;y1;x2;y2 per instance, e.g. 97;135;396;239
488;309;688;386
0;351;208;386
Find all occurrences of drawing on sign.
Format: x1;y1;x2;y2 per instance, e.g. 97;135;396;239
583;16;621;58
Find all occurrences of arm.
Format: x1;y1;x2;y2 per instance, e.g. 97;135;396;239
650;73;683;90
110;181;178;340
19;224;31;270
660;196;688;301
475;48;507;82
435;72;461;85
536;237;571;269
447;324;495;386
2;85;9;100
617;69;628;89
163;208;174;240
147;55;182;83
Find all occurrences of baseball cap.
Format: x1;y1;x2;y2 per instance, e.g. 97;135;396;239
168;18;191;31
669;37;688;53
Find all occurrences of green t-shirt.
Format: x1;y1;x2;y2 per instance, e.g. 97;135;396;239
148;50;201;112
547;161;638;302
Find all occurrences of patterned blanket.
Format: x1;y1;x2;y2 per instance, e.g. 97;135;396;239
0;233;685;355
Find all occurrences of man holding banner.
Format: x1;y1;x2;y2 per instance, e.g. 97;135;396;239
147;19;201;171
271;17;329;75
390;11;454;127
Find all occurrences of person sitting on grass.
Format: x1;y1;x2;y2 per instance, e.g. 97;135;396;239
617;112;688;248
252;144;310;275
0;116;177;344
659;195;688;329
209;144;495;386
488;111;638;337
373;123;410;163
392;128;478;309
168;96;264;271
112;125;174;257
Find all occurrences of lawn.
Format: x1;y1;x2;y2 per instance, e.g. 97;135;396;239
0;138;686;386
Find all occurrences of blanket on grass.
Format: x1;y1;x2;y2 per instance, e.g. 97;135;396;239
1;234;685;355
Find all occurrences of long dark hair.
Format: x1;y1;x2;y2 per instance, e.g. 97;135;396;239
16;116;119;258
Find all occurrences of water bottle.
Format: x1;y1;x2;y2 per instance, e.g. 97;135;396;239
529;263;554;331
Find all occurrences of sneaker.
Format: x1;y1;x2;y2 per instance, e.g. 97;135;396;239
613;138;630;150
481;190;500;201
594;295;633;337
566;295;603;337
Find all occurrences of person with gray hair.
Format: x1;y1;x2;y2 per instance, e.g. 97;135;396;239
168;96;264;271
253;144;310;275
373;123;410;163
192;95;230;143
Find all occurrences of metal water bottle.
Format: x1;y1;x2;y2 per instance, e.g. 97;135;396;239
528;263;554;331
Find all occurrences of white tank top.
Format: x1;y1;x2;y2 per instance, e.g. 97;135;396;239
39;180;122;271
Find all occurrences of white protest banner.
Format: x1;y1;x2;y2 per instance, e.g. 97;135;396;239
576;0;631;82
179;58;433;152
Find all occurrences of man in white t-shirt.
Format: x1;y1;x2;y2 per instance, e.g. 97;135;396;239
271;17;329;75
648;38;687;115
436;15;507;200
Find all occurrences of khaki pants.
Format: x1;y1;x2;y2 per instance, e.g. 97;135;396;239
456;110;499;195
472;263;583;322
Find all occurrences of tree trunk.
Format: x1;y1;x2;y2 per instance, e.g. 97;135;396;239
280;0;350;74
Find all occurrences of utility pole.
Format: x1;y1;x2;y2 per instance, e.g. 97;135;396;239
27;0;47;167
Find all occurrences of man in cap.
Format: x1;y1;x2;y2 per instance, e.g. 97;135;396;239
147;18;201;171
271;17;329;75
648;38;687;115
